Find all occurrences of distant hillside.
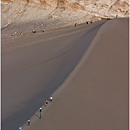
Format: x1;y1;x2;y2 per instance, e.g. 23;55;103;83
1;0;129;35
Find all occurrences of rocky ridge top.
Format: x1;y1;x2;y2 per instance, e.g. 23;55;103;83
1;0;129;35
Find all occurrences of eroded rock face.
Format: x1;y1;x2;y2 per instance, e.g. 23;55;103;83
1;0;129;34
2;0;129;13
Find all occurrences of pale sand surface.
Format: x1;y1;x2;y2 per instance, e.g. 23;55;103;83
27;18;128;130
2;21;105;130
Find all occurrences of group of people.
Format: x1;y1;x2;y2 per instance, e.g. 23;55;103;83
18;96;53;130
32;30;45;33
87;21;93;24
74;21;93;27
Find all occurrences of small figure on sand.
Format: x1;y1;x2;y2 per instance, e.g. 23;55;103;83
18;126;22;130
20;32;22;35
32;30;36;33
39;106;42;112
49;96;53;102
75;23;77;27
27;119;30;126
87;21;89;24
42;30;45;32
46;101;48;107
90;21;92;24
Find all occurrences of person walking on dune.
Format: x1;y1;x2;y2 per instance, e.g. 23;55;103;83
46;101;48;107
18;126;22;130
27;119;30;126
39;106;42;113
49;96;53;102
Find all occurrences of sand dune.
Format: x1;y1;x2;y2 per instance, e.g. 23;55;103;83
23;18;128;130
2;20;106;130
2;0;129;130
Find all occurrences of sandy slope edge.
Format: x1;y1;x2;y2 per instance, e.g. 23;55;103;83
19;18;105;130
22;18;128;130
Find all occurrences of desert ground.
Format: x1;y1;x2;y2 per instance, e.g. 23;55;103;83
2;17;128;130
2;19;105;130
27;18;128;130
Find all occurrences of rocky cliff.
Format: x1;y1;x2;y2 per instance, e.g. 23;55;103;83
1;0;129;35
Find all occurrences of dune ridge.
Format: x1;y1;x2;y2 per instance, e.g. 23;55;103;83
19;18;128;130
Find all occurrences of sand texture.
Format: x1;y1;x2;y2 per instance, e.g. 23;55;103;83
25;18;129;130
2;20;106;130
